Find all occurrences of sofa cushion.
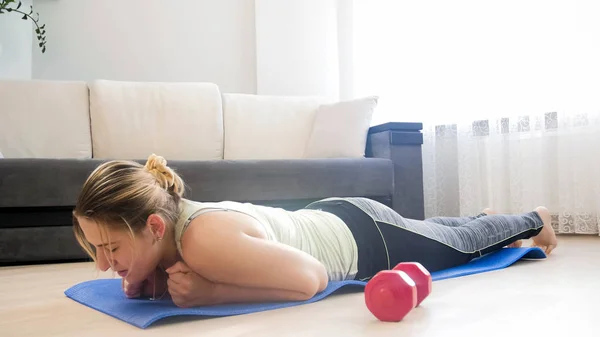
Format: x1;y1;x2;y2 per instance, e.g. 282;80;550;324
175;158;394;203
0;227;86;263
0;158;393;209
89;80;224;160
0;80;92;159
222;93;332;160
304;96;379;158
0;159;103;208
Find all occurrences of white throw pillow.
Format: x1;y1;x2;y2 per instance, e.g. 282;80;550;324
304;96;378;158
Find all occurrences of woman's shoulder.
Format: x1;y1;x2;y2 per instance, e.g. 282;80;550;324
175;199;270;254
176;198;256;230
180;198;243;207
183;198;273;213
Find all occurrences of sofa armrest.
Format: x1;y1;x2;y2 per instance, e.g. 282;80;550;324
366;122;425;220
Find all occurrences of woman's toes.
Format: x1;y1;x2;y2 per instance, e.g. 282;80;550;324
482;208;497;215
506;240;523;248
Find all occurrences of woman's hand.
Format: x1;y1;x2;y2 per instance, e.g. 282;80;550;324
166;261;216;308
121;269;168;299
122;278;144;298
142;268;169;299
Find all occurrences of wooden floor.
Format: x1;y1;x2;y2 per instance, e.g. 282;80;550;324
1;235;598;337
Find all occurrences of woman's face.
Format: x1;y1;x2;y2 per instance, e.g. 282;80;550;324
76;216;161;284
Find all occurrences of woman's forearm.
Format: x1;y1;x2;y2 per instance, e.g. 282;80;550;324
207;283;317;306
165;261;328;308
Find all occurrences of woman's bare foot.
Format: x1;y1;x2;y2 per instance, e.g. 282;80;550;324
506;240;523;248
482;208;523;248
531;206;558;255
482;208;496;215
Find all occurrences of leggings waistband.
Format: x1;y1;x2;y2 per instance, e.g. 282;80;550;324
305;198;388;281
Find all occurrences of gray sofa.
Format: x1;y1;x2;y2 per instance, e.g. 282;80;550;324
0;122;424;265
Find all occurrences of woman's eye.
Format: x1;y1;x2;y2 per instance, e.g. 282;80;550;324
109;247;119;253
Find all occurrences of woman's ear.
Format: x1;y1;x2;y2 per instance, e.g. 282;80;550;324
146;214;167;240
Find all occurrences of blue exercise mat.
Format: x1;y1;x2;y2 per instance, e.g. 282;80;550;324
64;247;546;329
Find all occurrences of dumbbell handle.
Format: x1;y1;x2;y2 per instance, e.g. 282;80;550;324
393;262;432;307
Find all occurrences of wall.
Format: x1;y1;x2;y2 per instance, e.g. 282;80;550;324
31;0;257;93
0;0;33;80
254;0;340;99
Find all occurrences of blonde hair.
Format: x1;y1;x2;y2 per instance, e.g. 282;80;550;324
72;154;185;262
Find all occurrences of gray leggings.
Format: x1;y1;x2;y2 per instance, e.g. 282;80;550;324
307;197;545;278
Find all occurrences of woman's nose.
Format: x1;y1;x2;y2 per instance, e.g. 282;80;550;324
96;250;111;272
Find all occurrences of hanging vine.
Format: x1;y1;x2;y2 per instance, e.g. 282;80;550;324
0;0;47;53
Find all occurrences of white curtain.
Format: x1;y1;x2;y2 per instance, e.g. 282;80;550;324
423;112;600;235
352;0;600;234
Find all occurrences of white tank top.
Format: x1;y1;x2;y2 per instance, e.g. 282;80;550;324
174;198;359;281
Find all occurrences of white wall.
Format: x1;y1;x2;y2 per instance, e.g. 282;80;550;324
0;0;33;80
255;0;340;99
336;0;354;101
31;0;257;94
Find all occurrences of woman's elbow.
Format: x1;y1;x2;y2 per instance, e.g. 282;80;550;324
298;264;328;300
315;263;328;293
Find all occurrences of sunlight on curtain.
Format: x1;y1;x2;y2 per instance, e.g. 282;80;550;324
353;1;600;234
352;0;600;126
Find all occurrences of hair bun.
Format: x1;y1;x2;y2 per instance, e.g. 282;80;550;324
145;154;175;188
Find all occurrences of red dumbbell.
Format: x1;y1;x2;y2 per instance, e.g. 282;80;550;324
364;270;417;322
392;262;432;307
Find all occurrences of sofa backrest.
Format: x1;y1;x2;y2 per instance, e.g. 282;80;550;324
222;93;332;160
89;80;224;160
0;80;92;159
0;79;377;161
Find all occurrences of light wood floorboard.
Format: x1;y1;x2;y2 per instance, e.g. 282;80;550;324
1;236;597;337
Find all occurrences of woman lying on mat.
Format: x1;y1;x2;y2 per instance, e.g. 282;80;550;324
72;154;558;308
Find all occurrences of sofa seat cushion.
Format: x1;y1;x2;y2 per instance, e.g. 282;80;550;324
0;158;393;210
0;159;105;209
174;157;394;203
0;226;86;263
0;80;92;159
89;80;224;160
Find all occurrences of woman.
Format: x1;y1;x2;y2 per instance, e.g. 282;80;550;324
73;154;557;308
